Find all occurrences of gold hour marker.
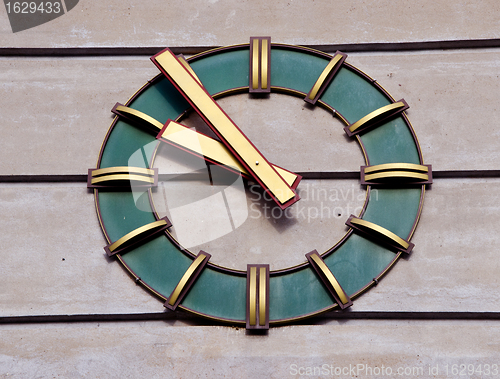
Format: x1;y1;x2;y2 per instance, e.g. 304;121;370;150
306;250;352;309
361;163;433;185
165;251;211;310
111;103;164;133
305;51;347;105
346;215;414;256
246;264;269;329
249;36;271;93
345;99;409;136
104;217;172;257
87;166;158;189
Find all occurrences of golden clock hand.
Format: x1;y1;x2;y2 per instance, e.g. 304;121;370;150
158;120;301;189
112;104;301;189
151;48;300;209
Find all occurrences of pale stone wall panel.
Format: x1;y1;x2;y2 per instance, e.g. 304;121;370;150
0;1;499;48
0;179;498;317
1;321;499;378
1;50;500;175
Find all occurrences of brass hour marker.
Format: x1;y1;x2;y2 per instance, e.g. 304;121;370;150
305;51;347;105
87;166;158;189
346;215;414;256
246;264;269;329
104;216;172;257
361;163;433;185
306;250;352;309
111;103;164;133
165;251;211;310
345;99;409;136
249;36;271;93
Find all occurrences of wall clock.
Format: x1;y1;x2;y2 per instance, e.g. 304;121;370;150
89;37;432;329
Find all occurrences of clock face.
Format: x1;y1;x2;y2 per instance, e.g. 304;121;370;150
90;39;431;329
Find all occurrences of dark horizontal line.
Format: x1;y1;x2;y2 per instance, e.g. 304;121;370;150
309;38;500;53
0;175;87;183
164;169;500;181
0;312;180;325
432;170;500;178
0;46;209;57
1;170;500;183
298;170;500;179
299;172;359;180
302;170;500;180
1;38;500;57
314;311;500;321
2;311;500;326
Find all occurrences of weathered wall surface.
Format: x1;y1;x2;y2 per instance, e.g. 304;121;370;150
1;1;500;378
1;1;499;48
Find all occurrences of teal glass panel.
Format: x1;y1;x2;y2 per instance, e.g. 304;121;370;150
360;117;421;165
321;68;390;124
121;236;193;298
99;120;156;169
362;188;422;240
128;78;190;124
182;268;247;321
190;49;250;95
269;268;333;321
98;191;157;243
270;48;330;93
324;234;395;295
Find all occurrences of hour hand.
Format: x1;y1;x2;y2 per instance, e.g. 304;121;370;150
158;120;301;190
111;103;301;190
151;48;300;210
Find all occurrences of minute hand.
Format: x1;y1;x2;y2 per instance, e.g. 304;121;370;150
151;48;300;209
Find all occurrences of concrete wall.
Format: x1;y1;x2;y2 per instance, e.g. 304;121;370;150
1;1;500;377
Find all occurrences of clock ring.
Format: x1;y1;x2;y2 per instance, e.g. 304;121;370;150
91;41;430;328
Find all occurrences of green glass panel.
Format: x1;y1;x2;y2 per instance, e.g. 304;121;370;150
190;49;250;95
121;236;193;298
321;68;390;124
271;48;329;93
362;188;422;240
128;78;190;124
360;117;421;165
324;234;395;295
270;233;397;320
98;190;157;243
269;268;333;321
182;268;247;321
99;120;156;169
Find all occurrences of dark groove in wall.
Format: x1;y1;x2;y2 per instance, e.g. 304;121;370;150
0;175;88;183
2;311;500;326
1;170;499;183
1;38;500;57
